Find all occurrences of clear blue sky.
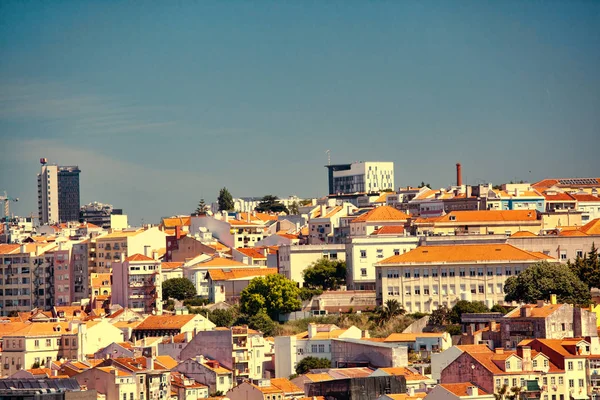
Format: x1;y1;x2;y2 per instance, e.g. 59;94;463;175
1;1;599;224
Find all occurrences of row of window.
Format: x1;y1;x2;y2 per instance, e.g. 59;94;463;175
387;283;505;296
385;266;522;279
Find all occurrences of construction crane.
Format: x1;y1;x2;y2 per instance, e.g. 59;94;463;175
0;191;19;243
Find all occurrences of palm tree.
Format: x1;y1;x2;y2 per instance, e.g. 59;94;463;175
376;299;406;325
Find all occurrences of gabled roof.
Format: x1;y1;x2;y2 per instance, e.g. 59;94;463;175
0;244;20;254
196;257;249;267
533;178;600;189
268;378;304;394
161;262;184;270
134;314;197;331
571;193;600;202
235;247;267;259
439;382;489;396
375;367;429;381
504;303;564;319
162;216;191;228
543;192;576;202
351;206;410;223
97;230;143;240
371;225;405;235
510;230;537;237
384;332;445;342
581;218;600;235
436;210;538;223
208;268;277;281
378;244;552;265
125;253;155;262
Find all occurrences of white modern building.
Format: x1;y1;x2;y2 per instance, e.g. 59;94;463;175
274;324;362;378
326;161;394;195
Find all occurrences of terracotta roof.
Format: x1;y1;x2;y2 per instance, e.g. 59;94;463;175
155;355;178;370
0;322;31;337
199;359;232;374
543;192;576;202
162;216;191;228
125;253;156;262
436;210;538;223
277;232;299;240
268;378;304;394
90;273;111;288
571;194;600;202
533;178;600;189
208;268;277;281
295;328;349;340
97;366;132;376
9;322;84;337
239;212;278;223
235;247;267;259
97;230;143;240
559;230;588;237
228;219;261;227
581;218;600;235
112;320;142;329
371;225;405;235
135;314;196;331
378;244;552;265
384;332;444;342
376;367;429;381
351;206;410;223
0;244;20;254
305;373;335;382
439;382;489;396
511;230;537;237
161;262;184;270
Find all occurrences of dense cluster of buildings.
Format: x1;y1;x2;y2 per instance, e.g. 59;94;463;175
1;159;599;399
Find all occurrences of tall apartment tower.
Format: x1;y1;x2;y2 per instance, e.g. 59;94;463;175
37;158;81;224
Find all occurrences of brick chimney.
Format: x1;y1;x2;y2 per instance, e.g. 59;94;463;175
308;323;317;339
456;163;462;186
521;346;532;371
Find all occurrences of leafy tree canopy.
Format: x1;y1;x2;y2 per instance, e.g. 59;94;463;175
302;258;346;290
374;299;406;326
217;187;235;211
450;300;490;324
240;274;301;320
428;305;452;326
295;356;331;374
208;308;237;327
255;195;289;214
162;277;197;301
288;201;300;215
248;311;277;336
504;261;591;306
569;244;600;290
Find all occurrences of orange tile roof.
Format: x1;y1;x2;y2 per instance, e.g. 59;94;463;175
97;230;143;240
559;230;588;237
305;373;335;382
162;216;192;228
97;366;132;376
571;194;600;202
228;219;261;227
125;253;156;262
378;244;552;265
377;367;429;381
0;244;20;254
9;322;80;337
0;322;30;337
295;328;348;340
510;230;537;237
135;314;196;330
277;233;299;239
505;303;564;319
161;261;184;270
543;192;576;202
581;218;600;235
269;378;304;394
371;225;405;235
384;332;444;342
208;268;277;281
351;206;410;223
155;355;178;370
235;247;267;259
439;382;489;396
90;273;111;288
437;210;538;223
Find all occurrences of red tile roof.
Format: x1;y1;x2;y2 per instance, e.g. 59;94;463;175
436;210;538;223
125;253;155;262
371;225;405;235
134;314;196;331
351;206;410;223
439;382;489;396
236;247;267;259
208;268;277;281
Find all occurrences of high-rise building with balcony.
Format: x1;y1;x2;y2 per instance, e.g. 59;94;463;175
37;158;81;224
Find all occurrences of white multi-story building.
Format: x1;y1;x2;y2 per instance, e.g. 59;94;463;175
274;324;362;378
112;254;162;315
346;236;419;291
326;161;394;195
572;193;600;223
278;244;346;286
375;244;556;313
190;213;267;248
95;227;166;269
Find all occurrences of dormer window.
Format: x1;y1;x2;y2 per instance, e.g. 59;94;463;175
505;360;511;370
449;215;456;221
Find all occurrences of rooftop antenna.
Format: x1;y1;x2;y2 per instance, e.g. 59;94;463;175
325;150;331;166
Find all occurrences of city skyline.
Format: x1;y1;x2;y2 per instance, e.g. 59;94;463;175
1;1;599;224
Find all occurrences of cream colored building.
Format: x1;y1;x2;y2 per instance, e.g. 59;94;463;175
95;227;166;269
278;244;346;286
375;244;555;313
112;254;162;315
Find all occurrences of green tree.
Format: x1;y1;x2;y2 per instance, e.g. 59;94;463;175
569;243;600;290
194;199;208;216
302;258;346;290
217;187;235;211
289;201;300;215
490;304;510;314
162;277;197;301
418;182;430;188
381;188;395;193
248;311;277;336
295;356;331;374
504;261;591;306
375;299;406;326
299;287;323;301
429;305;452;326
255;195;289;214
445;325;462;335
240;274;301;320
209;308;236;327
450;300;490;324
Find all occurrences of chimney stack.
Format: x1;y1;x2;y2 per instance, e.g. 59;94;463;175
467;386;479;397
456;163;462;186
